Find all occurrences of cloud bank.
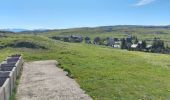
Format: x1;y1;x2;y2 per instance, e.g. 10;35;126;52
134;0;156;6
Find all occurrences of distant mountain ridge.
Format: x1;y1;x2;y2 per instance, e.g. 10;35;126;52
0;29;29;32
1;25;170;33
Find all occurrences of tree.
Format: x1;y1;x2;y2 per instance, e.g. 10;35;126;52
93;37;101;45
151;38;165;53
134;37;139;44
141;40;146;49
121;38;127;49
85;37;91;44
63;37;70;42
99;38;106;45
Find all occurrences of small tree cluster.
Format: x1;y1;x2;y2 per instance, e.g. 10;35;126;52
121;38;127;49
151;37;165;53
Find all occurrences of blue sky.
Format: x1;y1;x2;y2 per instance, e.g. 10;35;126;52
0;0;169;29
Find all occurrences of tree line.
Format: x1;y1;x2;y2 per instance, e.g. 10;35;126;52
50;35;170;54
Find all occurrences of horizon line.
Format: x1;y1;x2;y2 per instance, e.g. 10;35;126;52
0;24;170;30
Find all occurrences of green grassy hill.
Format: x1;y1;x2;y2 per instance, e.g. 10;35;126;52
39;26;170;41
1;34;170;99
24;25;170;46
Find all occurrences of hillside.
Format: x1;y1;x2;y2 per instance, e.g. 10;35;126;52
17;25;170;45
0;34;170;99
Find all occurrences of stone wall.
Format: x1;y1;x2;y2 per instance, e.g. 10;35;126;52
0;54;24;100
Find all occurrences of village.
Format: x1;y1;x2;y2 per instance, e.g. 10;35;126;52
51;35;170;54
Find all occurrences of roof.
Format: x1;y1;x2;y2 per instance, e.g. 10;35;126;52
146;45;152;48
114;44;120;48
127;35;132;38
131;44;138;48
138;41;143;44
71;35;82;38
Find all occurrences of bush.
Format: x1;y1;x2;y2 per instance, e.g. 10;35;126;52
6;41;47;49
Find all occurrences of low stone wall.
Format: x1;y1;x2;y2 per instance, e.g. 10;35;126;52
0;54;24;100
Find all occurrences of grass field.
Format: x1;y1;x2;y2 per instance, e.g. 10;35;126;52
1;34;170;99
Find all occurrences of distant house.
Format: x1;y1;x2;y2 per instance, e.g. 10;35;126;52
146;45;152;51
85;37;91;44
131;44;138;49
70;35;83;43
126;35;132;43
138;41;143;44
114;44;120;48
130;41;146;50
114;41;121;48
115;41;121;44
146;45;152;49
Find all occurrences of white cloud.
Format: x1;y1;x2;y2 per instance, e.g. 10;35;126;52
134;0;156;6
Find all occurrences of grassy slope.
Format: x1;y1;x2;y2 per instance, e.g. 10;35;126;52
1;35;170;99
42;27;170;46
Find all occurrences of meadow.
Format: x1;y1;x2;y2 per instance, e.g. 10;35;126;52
1;31;170;99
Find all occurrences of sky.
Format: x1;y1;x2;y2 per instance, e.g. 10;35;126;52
0;0;169;29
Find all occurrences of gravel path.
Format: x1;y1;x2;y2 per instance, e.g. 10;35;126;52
16;60;92;100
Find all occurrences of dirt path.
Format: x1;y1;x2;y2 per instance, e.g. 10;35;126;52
16;60;92;100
